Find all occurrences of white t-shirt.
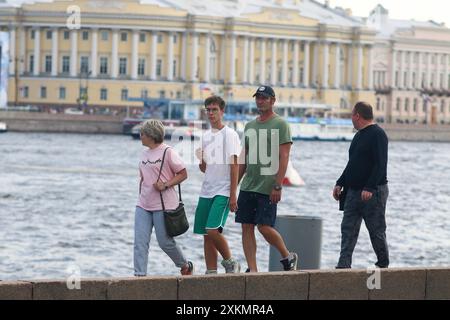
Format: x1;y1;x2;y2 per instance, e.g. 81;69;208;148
200;126;241;198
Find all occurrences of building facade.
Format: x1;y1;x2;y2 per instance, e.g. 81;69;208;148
368;5;450;125
0;0;376;118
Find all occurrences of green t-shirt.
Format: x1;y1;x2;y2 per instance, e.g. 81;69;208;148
240;114;292;195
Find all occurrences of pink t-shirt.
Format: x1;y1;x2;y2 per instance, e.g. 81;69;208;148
137;144;186;212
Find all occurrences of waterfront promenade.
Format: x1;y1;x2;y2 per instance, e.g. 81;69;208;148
0;267;449;300
2;111;450;142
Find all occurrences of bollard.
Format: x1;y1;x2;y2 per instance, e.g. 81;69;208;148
269;215;322;271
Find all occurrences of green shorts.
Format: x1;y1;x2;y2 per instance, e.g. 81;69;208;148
193;196;230;235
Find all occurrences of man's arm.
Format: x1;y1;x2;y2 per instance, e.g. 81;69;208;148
237;146;247;183
229;155;239;212
270;142;291;203
362;131;388;200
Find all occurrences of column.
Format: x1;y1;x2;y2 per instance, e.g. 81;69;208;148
445;54;449;90
426;53;432;88
50;28;58;76
417;52;422;88
408;51;413;89
150;31;157;80
220;35;226;81
166;32;174;81
241;36;249;84
436;53;442;89
322;41;329;89
347;45;353;88
70;29;77;77
248;37;255;84
33;27;40;76
9;27;16;75
292;40;299;87
111;29;119;78
334;43;341;89
90;28;98;77
190;32;198;81
229;35;236;84
399;51;405;89
131;30;139;80
282;39;288;86
180;32;187;80
303;41;310;87
356;45;363;90
368;45;374;90
259;38;266;84
312;42;319;87
270;39;277;86
204;33;210;82
19;27;26;75
391;49;396;88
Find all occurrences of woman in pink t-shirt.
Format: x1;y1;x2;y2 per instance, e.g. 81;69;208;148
134;119;194;276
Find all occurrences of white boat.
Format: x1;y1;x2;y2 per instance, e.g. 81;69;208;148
0;122;7;133
289;119;355;142
131;123;201;141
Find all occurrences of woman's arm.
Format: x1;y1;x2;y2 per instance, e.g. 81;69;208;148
154;168;188;191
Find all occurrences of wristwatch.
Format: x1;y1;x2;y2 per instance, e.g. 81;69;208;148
273;184;282;191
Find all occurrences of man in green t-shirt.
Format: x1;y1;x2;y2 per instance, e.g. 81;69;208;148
236;85;299;272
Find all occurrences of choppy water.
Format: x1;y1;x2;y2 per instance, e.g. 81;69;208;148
0;132;449;280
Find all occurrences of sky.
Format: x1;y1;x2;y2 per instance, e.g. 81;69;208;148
3;0;450;27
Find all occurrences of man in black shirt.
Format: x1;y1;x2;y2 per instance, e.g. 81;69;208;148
333;102;389;269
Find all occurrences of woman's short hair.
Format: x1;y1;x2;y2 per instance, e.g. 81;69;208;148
140;119;165;143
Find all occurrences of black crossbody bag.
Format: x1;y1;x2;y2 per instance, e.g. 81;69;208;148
157;147;189;237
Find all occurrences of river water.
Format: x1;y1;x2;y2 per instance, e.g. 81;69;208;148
0;132;449;280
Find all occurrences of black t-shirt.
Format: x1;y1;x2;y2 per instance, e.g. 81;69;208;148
336;124;388;192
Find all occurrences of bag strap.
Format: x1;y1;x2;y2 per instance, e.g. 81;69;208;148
157;147;182;212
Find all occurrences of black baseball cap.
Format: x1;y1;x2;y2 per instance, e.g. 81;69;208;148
252;85;275;98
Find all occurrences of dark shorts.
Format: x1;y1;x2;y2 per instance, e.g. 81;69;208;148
235;190;277;227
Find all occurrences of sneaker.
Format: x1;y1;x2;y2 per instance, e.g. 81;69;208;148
245;268;250;273
180;261;194;275
221;258;241;273
280;252;298;271
205;269;218;275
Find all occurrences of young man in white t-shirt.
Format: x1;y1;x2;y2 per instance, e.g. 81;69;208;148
194;96;241;274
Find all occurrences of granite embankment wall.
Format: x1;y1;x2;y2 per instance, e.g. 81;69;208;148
1;268;449;300
0;111;123;134
3;111;450;141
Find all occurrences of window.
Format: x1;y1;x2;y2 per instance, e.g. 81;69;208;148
45;55;52;73
176;91;182;99
173;60;177;78
121;32;128;42
29;55;34;73
141;89;148;99
100;57;108;75
82;31;89;40
376;98;381;111
140;33;146;43
413;99;418;112
80;56;89;73
157;34;163;43
156;59;162;77
46;30;52;40
62;56;70;73
59;87;66;100
441;100;446;113
101;31;108;41
403;72;407;88
395;71;399;87
412;72;416;88
396;98;401;111
23;86;29;98
138;58;145;76
119;58;127;75
121;89;128;101
63;31;70;40
31;30;35;39
100;88;108;100
405;98;409;112
173;35;177;43
159;90;165;99
40;86;47;99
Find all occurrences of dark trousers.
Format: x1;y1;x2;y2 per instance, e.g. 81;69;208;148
337;185;389;268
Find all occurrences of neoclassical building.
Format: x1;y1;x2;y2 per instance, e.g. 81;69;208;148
368;5;450;124
0;0;377;119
